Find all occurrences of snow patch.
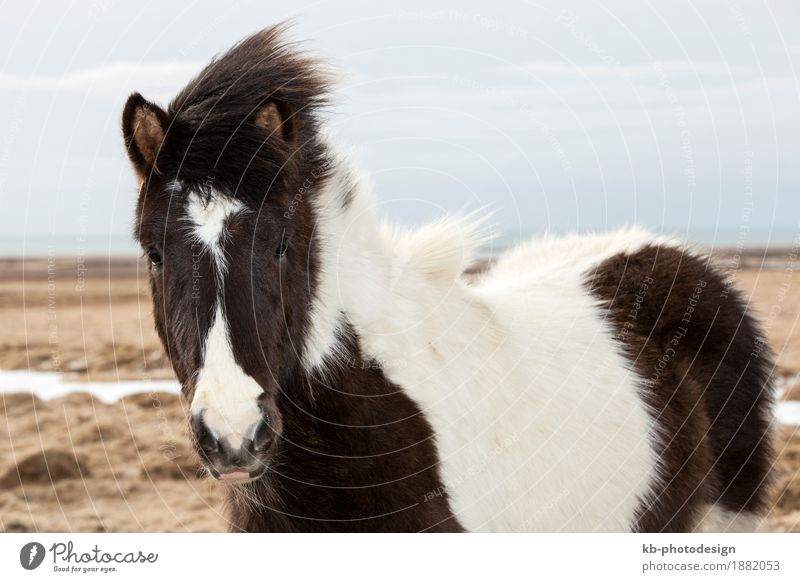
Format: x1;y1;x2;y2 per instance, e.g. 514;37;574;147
0;370;180;404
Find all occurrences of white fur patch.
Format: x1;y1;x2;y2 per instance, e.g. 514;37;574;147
185;191;245;271
381;211;495;283
304;153;684;531
191;305;264;450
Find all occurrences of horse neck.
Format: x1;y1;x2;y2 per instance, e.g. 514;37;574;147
303;152;492;377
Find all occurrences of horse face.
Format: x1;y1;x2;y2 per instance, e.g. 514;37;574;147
121;61;325;481
136;178;310;481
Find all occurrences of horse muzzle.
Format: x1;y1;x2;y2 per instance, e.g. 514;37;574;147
191;406;279;482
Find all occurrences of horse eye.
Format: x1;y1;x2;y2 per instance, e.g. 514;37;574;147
146;247;163;267
274;240;289;258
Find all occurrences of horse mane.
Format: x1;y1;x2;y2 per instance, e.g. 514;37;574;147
161;23;332;202
381;211;494;282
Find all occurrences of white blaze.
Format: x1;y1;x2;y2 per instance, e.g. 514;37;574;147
185;190;262;450
191;306;263;450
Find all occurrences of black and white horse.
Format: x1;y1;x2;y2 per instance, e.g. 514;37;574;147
122;26;775;532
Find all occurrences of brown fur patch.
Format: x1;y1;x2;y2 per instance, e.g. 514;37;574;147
254;102;290;142
586;244;776;532
132;106;165;168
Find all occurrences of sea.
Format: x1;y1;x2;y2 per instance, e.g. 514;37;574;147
1;226;799;258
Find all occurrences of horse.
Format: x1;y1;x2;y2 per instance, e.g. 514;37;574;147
121;25;775;532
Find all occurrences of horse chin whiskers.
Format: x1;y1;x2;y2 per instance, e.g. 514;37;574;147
228;476;277;513
221;476;261;487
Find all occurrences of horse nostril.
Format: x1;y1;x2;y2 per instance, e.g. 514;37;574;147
192;411;220;455
251;417;272;451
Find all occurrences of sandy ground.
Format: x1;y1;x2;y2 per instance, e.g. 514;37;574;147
0;252;798;532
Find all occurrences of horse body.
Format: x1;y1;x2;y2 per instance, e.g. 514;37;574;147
293;159;773;532
302;162;658;532
121;26;775;532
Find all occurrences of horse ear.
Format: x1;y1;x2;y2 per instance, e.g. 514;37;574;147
122;93;167;179
254;101;296;145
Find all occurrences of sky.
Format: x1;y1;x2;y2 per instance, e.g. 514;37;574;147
0;0;799;253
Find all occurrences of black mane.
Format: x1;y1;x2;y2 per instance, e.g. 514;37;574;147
160;23;331;204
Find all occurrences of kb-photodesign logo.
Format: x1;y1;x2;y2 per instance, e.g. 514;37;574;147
20;542;46;570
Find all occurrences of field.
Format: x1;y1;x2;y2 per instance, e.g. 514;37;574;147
0;251;798;532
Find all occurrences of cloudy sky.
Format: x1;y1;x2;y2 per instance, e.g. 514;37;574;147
1;0;799;253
